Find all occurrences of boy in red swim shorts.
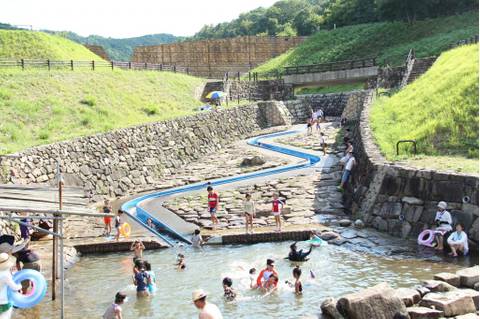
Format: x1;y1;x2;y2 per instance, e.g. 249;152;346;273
272;193;285;232
207;186;219;227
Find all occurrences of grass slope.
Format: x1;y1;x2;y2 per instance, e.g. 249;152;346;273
0;30;103;60
0;70;204;154
252;11;478;76
370;44;479;173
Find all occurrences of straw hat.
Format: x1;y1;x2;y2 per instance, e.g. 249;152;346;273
192;289;207;302
0;235;29;254
0;253;15;271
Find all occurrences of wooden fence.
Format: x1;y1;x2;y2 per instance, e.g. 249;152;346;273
0;59;190;73
283;57;377;75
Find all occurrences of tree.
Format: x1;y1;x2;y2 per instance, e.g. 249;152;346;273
323;0;377;27
294;8;323;35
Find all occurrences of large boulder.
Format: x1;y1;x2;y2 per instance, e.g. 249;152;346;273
456;266;479;288
320;297;344;319
395;288;421;306
240;156;266;167
337;282;408;319
419;290;476;317
459;288;479;310
407;306;443;319
433;272;461;287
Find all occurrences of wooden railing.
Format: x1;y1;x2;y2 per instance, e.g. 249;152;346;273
449;35;479;49
0;59;190;73
283;57;377;75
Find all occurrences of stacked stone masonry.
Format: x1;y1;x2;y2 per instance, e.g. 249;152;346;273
131;36;306;78
201;80;294;102
84;45;110;61
347;90;479;247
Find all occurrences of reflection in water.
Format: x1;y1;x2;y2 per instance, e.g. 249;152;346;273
13;242;471;319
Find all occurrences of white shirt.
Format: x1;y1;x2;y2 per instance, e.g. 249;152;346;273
191;234;203;248
0;270;22;305
199;302;223;319
243;200;256;215
319;136;325;145
435;210;452;231
345;157;356;171
447;231;469;253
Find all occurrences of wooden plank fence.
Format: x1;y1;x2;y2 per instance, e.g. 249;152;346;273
0;59;190;74
284;57;377;75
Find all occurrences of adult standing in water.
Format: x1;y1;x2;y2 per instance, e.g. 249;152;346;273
434;201;452;251
256;259;279;289
207;186;220;227
192;289;223;319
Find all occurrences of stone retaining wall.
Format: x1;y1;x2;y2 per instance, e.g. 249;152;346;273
201;80;294;102
221;230;311;245
0;104;272;199
347;91;479;246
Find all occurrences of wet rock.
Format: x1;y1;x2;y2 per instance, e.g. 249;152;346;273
320;297;344;319
338;219;352;227
337;282;407;319
340;229;358;239
459;288;479;310
240;156;266;167
319;231;340;241
415;286;431;297
455;313;480;319
420;291;476;317
329;238;347;246
395;288;421;306
354;219;365;228
407;306;443;319
433;272;461;287
456;266;479;288
423;280;457;292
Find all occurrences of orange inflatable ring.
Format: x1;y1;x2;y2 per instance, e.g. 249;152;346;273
119;223;131;238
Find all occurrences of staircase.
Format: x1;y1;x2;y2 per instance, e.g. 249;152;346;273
400;49;437;88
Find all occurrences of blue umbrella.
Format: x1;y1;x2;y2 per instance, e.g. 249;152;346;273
206;91;225;99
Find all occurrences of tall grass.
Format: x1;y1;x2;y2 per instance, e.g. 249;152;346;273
252;11;478;76
370;44;479;163
0;69;205;154
0;30;104;60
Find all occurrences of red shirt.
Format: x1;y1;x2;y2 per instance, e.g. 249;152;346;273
208;192;219;208
272;199;283;212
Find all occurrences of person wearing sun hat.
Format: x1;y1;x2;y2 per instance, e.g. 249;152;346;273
0;235;28;255
434;201;453;251
0;253;21;319
192;289;222;319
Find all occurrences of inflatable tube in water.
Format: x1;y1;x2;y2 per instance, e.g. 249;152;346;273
8;269;47;309
417;229;435;247
120;223;131;238
305;235;327;247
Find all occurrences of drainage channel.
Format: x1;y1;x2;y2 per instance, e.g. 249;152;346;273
121;127;322;247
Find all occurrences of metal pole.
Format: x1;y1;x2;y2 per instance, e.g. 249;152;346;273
57;160;65;319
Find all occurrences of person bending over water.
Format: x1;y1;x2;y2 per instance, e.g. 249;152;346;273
103;291;127;319
287;242;312;262
222;277;236;301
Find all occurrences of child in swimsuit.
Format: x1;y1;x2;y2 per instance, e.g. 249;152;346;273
249;268;257;289
222;277;237;301
263;274;278;292
176;253;186;270
130;240;145;263
115;210;124;242
102;199;112;236
103;292;127;319
145;261;157;294
293;266;303;295
272;194;284;232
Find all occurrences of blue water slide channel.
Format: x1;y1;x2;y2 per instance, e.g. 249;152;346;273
121;128;321;246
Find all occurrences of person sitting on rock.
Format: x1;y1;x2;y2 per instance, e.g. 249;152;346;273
433;201;452;251
447;223;469;257
287;242;312;262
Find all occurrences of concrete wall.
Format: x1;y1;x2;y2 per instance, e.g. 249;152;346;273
131;36;306;78
201;80;294;102
283;66;378;86
346;91;479;246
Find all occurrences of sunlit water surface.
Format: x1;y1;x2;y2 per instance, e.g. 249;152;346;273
15;242;468;319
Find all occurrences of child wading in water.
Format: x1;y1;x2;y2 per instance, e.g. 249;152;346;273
103;291;127;319
293;266;303;295
272;194;285;232
145;261;157;294
222;277;237;301
176;253;186;270
243;193;256;234
130;240;145;263
115;210;124;242
102;199;112;236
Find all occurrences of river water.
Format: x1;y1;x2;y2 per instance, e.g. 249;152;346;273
15;241;471;319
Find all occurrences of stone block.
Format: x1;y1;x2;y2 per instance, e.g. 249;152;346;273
432;181;464;202
423;280;457;292
320;297;344;319
434;272;461;287
419;291;476;317
372;216;388;232
469;218;478;243
337;282;407;319
404;205;424;223
407;306;443;319
402;196;424;205
459;288;479;310
454;313;480;319
456;266;479;289
462;203;479;218
395;287;422;306
379;201;402;219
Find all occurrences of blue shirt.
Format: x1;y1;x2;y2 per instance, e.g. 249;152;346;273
135;271;150;292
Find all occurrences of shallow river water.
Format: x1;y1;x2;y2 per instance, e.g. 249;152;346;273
16;241;470;319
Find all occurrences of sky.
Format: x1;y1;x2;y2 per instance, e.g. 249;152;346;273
0;0;278;38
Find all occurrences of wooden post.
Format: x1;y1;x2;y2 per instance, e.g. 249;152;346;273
173;65;176;73
160;64;163;71
21;59;24;70
128;62;131;70
70;60;73;71
186;67;189;75
248;72;251;82
111;61;114;70
47;59;50;71
145;62;147;70
91;60;95;71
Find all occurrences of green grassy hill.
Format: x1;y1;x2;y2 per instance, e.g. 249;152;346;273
370;44;479;173
0;30;103;60
0;70;204;154
252;11;478;76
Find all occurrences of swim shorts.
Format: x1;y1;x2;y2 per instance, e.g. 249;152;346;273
209;207;217;215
